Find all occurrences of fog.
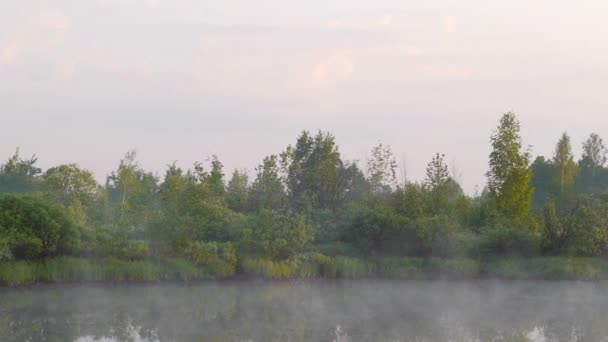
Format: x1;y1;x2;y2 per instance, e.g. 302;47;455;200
2;280;608;341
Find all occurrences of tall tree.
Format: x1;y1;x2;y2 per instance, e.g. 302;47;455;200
226;169;249;212
486;112;533;219
250;155;286;211
281;131;343;210
423;153;449;192
42;164;97;224
577;133;608;195
107;150;158;228
0;148;41;193
205;155;225;200
367;143;397;194
423;153;463;215
552;132;577;195
580;133;607;168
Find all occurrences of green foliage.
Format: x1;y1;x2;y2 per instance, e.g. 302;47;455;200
42;164;98;225
476;223;540;257
6;123;608;283
226;169;249;212
486;112;533;219
183;241;237;276
249;155;286;211
341;199;411;254
0;194;80;259
241;209;313;260
552;132;577;195
281;131;343;210
0;257;222;285
0;149;41;194
367;143;397;194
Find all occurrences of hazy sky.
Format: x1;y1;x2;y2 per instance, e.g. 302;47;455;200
2;1;608;193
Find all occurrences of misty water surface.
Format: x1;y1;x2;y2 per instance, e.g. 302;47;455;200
1;280;608;342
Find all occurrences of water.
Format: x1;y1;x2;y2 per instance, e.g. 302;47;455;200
1;280;608;342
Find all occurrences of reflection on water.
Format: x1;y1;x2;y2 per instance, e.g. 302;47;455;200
1;280;608;342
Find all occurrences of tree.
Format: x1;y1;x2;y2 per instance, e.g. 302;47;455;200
340;161;370;203
423;153;449;192
530;156;554;208
226;169;249;212
577;133;608;195
281;131;343;210
159;162;186;207
552;132;577;195
581;133;607;168
205;155;225;200
250;155;286;211
42;164;98;224
106;150;158;229
0;148;42;193
367;143;397;194
486;112;533;219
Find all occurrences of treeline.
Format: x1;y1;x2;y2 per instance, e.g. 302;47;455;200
2;112;608;282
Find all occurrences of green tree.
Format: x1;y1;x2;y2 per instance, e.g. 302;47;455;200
367;143;397;194
42;164;98;224
340;161;370;203
486;112;533;219
107;150;159;229
530;156;555;208
242;209;313;259
250;155;286;211
0;148;41;193
581;133;607;168
552;132;577;195
423;153;449;192
205;155;225;200
281;131;343;210
226;169;249;212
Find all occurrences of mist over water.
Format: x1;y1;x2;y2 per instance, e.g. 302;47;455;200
1;280;608;342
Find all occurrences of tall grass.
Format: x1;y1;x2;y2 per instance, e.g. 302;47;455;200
2;255;608;285
0;257;228;286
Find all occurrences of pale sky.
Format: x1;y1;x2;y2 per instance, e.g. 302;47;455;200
2;1;608;193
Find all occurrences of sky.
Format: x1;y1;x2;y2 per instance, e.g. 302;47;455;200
1;0;608;194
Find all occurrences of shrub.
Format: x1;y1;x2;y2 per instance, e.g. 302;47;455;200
0;194;80;259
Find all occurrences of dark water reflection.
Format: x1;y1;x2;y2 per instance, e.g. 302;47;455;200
1;280;608;341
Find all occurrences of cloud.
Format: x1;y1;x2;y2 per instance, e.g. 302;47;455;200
311;54;355;83
290;54;355;89
442;15;458;34
54;62;77;81
0;40;23;64
41;11;70;31
404;64;474;81
0;10;70;63
326;14;393;30
403;46;423;57
143;0;160;10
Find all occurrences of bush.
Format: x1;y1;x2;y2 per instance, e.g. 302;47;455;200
476;225;540;258
183;241;237;277
0;194;80;259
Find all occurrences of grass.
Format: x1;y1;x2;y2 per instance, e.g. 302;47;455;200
2;255;608;285
0;257;225;286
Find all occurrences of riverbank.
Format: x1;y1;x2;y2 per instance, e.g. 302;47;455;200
2;255;608;286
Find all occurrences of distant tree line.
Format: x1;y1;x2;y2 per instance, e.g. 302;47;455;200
3;112;608;271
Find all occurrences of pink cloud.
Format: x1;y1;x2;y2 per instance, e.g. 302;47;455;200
326;14;393;30
442;15;458;34
0;40;23;64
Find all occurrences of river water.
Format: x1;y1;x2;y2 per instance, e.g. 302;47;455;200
1;280;607;341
